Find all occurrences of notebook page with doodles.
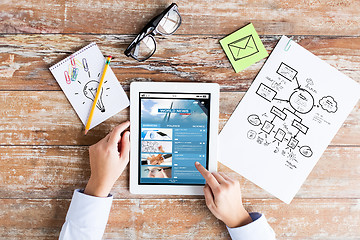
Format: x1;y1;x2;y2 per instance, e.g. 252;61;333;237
219;36;360;204
49;42;129;130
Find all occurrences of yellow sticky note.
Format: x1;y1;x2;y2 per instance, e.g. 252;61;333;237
220;23;268;73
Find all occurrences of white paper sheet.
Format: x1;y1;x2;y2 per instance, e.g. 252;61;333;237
49;42;129;129
219;36;360;204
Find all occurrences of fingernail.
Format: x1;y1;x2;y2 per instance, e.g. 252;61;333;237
195;162;200;166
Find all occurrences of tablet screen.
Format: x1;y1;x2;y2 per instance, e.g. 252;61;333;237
139;92;210;185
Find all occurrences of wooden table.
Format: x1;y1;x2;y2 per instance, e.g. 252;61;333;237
1;1;360;239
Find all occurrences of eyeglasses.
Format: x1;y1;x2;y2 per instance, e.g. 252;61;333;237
124;3;182;62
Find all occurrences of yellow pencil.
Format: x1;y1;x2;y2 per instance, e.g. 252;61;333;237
84;56;112;135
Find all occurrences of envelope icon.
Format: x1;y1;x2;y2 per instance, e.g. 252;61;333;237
228;35;259;61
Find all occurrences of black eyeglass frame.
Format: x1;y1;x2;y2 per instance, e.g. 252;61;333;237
124;3;182;62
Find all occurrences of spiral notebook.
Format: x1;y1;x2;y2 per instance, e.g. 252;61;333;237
49;42;129;130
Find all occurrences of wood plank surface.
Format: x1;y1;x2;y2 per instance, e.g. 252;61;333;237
1;0;360;36
1;198;359;239
0;91;359;145
1;1;360;239
0;35;360;91
1;145;359;199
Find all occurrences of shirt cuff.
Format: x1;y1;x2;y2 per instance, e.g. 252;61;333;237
227;212;276;240
65;189;113;230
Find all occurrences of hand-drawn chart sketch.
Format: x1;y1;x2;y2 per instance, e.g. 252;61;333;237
219;36;360;204
49;42;129;129
247;61;340;166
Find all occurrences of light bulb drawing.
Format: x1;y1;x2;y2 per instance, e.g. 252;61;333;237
69;58;111;113
83;80;106;112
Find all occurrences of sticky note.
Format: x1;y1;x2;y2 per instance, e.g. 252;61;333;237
220;23;268;73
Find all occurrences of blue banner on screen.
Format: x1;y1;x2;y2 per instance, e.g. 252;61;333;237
139;92;210;185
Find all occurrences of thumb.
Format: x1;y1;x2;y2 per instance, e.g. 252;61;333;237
119;131;130;161
108;121;130;145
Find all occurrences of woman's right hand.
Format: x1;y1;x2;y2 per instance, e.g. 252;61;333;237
195;162;253;228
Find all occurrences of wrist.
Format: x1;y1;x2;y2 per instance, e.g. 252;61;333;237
84;177;113;197
226;208;253;228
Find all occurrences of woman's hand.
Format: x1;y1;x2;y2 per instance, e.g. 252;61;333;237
195;162;253;228
84;121;130;197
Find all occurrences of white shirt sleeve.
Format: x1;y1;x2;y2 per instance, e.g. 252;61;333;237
59;189;113;240
227;212;276;240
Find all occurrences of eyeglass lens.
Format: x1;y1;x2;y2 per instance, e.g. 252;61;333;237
130;35;156;61
131;7;181;61
156;9;181;35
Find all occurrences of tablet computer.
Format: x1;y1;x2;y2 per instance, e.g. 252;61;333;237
130;82;219;195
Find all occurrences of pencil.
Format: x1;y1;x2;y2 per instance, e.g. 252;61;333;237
84;56;112;135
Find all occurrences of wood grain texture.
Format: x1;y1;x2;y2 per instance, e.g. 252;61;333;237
1;0;360;36
0;91;359;145
0;35;360;91
1;145;359;199
1;1;360;239
1;198;359;239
